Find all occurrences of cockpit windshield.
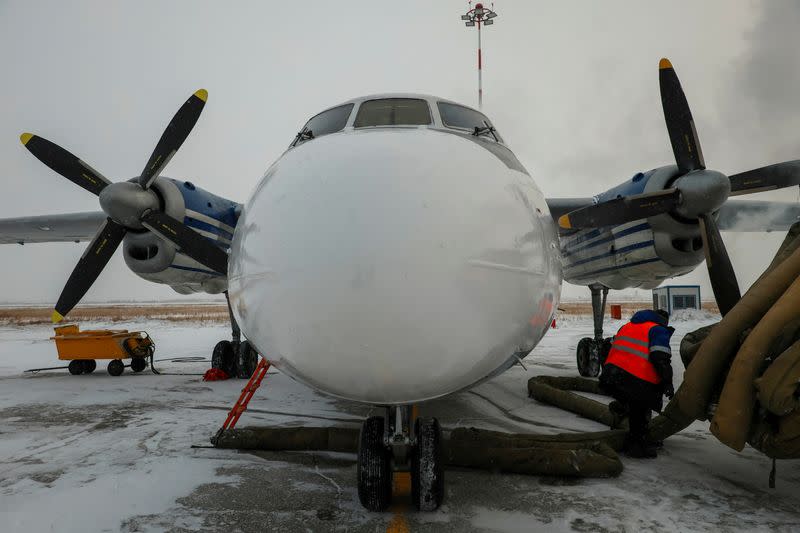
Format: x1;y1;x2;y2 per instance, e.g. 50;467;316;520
438;102;503;143
293;103;353;146
354;98;432;128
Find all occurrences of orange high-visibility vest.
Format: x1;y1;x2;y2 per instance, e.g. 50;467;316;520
604;321;661;384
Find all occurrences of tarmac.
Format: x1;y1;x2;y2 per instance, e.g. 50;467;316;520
3;317;800;532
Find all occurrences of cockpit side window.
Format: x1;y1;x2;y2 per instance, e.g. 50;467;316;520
293;103;354;146
353;98;432;128
437;102;503;143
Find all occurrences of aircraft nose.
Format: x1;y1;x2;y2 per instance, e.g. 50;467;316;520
228;129;559;404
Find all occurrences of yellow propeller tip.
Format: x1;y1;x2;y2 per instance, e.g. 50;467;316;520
194;89;208;102
659;58;673;70
51;310;64;324
558;215;572;229
20;133;34;145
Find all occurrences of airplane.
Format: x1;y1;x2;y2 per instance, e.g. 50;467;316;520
1;59;799;511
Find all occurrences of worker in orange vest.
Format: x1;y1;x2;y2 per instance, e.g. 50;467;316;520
600;309;674;458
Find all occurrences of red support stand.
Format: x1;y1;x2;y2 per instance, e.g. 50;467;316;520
213;357;271;443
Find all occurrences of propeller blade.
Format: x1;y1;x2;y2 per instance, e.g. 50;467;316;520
728;160;800;196
52;218;126;323
20;133;111;196
558;188;681;230
139;89;208;190
698;213;741;316
140;210;228;275
659;58;705;173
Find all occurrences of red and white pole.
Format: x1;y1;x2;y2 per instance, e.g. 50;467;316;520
477;19;483;109
462;2;496;110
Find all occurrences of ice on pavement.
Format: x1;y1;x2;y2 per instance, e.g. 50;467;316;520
1;315;799;532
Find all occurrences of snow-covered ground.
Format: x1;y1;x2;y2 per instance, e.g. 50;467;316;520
1;313;799;532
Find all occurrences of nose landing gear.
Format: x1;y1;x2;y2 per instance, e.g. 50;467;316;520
357;405;444;512
210;291;258;379
576;284;613;377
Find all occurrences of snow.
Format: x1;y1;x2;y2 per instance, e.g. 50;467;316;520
1;315;799;532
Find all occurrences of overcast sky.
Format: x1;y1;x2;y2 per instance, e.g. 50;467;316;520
0;1;798;304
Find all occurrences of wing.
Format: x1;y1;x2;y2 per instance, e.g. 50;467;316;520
717;200;800;232
0;211;107;244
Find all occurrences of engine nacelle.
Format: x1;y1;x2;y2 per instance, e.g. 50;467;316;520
642;165;707;269
562;165;708;290
122;177;240;295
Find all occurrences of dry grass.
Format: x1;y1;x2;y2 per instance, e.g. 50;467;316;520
558;300;719;316
0;304;230;326
0;299;719;326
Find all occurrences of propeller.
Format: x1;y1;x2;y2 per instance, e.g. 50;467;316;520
21;89;228;323
558;188;681;230
558;58;800;316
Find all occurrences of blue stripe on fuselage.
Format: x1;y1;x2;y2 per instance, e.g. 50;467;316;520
168;264;225;277
169;177;240;230
561;222;651;257
183;216;234;240
564;239;655;269
569;256;662;279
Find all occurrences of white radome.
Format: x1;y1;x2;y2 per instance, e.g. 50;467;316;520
228;127;561;404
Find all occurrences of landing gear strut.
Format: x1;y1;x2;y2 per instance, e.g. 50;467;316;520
210;291;257;379
576;284;612;377
357;406;444;512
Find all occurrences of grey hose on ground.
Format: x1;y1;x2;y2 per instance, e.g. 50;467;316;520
527;376;626;429
213;425;627;477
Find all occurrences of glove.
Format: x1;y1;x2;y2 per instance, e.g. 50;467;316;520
663;382;675;399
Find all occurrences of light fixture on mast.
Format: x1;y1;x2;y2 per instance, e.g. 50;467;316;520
460;2;498;109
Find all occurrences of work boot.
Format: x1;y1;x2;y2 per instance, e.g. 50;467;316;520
609;400;628;416
624;438;658;459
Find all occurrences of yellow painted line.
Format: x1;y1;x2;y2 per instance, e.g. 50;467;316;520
387;471;411;533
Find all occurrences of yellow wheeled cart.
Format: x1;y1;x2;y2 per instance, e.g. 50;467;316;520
51;324;155;376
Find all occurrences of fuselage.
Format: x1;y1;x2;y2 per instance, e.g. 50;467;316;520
227;94;562;404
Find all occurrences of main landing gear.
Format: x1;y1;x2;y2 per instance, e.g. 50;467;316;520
576;284;613;377
211;291;258;379
357;406;444;512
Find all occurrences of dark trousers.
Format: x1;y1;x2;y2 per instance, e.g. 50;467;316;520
600;363;661;441
627;402;651;441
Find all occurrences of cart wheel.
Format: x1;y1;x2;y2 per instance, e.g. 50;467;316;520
108;359;124;376
68;360;83;375
82;360;97;374
130;357;147;373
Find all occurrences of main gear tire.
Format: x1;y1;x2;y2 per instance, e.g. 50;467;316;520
212;340;235;376
577;337;602;377
600;337;613;366
236;340;258;379
357;416;392;512
411;417;444;511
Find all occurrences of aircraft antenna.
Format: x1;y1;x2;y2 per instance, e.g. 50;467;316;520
460;2;498;109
